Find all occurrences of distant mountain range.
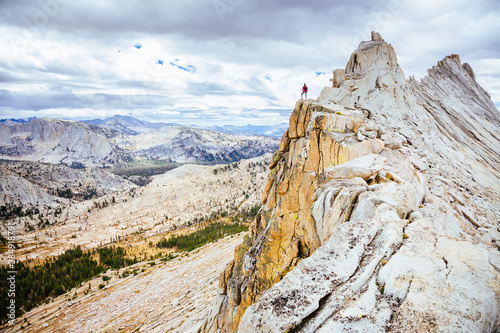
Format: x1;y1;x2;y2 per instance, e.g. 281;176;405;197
0;116;38;124
1;114;288;137
116;125;279;163
79;114;287;137
201;123;289;137
0;115;282;166
81;115;179;136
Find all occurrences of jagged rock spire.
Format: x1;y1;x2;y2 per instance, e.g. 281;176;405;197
371;31;383;41
344;31;405;90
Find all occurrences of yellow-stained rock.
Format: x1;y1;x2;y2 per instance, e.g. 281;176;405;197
297;101;311;137
297;209;321;253
278;128;291;152
314;114;327;129
286;138;300;168
220;260;234;293
203;98;387;332
277;237;300;277
276;169;290;196
279;213;298;253
275;168;302;216
254;211;268;234
319;130;339;170
304;104;312;132
304;129;321;172
299;172;317;211
320;131;385;171
268;151;283;170
261;164;280;205
265;182;277;210
289;100;303;138
314;113;362;133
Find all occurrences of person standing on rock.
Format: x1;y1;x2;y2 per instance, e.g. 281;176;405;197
301;83;308;99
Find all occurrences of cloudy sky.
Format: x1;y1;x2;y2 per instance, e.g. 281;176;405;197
0;0;499;126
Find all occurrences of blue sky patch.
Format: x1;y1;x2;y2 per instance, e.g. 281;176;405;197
134;44;142;49
315;72;326;77
169;59;197;73
157;59;164;65
264;75;272;82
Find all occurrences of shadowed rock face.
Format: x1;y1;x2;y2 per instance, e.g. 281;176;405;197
201;32;500;332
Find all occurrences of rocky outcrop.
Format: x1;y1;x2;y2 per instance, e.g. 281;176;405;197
201;32;500;332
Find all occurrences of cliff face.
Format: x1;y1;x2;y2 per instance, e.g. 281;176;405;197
202;32;500;332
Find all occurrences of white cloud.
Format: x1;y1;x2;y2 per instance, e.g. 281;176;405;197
0;0;498;126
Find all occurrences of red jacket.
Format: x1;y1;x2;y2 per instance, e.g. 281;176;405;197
302;85;308;92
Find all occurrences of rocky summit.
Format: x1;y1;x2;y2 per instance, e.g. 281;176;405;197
201;32;500;332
